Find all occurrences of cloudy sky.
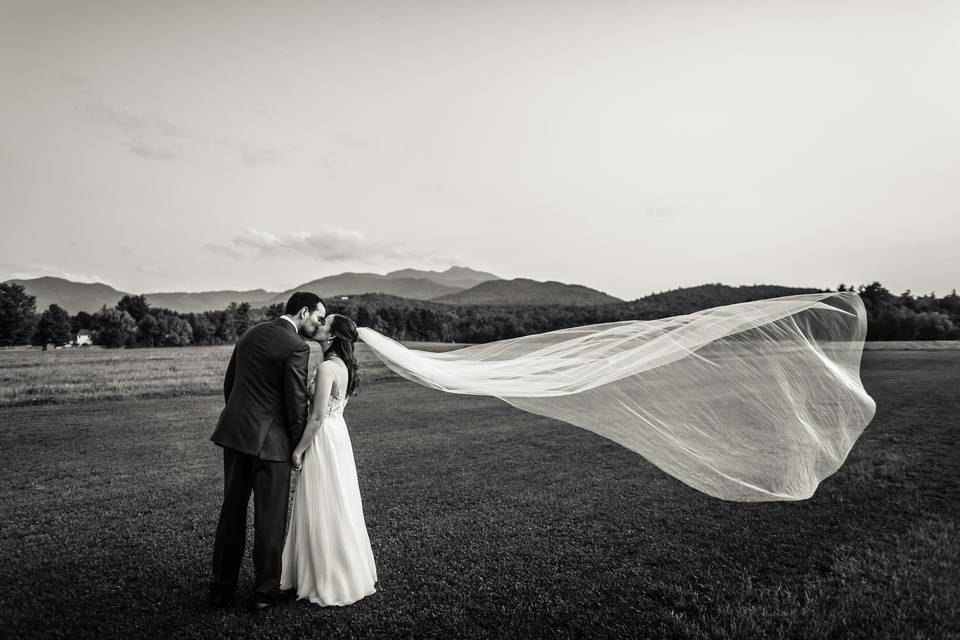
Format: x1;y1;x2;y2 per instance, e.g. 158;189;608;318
1;0;957;300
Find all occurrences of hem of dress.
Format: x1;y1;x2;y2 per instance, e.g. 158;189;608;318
298;586;377;607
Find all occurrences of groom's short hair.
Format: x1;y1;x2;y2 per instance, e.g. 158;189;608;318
284;292;323;316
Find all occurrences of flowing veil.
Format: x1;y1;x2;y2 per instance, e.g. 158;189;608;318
356;291;876;502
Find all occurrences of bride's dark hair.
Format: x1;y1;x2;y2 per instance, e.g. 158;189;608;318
327;314;361;396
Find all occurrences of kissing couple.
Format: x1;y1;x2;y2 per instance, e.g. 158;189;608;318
207;292;377;610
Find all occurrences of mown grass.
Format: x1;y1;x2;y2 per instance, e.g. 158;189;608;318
0;351;957;639
2;341;956;408
0;342;461;407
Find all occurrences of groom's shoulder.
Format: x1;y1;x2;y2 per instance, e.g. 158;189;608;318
242;319;274;338
240;318;284;344
257;318;284;332
262;318;306;348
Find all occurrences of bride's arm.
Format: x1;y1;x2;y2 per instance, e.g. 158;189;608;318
292;362;335;464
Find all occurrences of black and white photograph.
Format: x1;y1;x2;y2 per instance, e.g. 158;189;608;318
1;1;958;638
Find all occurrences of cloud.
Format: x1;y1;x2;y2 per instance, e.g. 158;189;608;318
238;147;285;167
60;271;114;285
129;141;183;162
77;103;202;143
77;103;286;166
1;263;115;286
133;264;162;275
206;228;446;263
206;243;246;259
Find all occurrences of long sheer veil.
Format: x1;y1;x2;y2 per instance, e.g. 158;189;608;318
356;291;876;502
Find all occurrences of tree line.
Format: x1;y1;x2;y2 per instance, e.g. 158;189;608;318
1;281;958;349
0;285;288;349
851;282;960;340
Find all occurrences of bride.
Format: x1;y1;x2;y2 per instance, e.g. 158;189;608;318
280;313;377;606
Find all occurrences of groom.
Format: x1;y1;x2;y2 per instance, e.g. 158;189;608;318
208;291;325;610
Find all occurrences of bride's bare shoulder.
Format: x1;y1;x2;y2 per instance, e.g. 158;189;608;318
318;357;348;388
311;360;335;386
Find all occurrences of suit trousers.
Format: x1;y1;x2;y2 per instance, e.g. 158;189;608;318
211;446;291;598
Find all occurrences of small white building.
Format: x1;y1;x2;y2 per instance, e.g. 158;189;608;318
75;329;92;346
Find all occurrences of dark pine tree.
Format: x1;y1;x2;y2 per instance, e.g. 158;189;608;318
117;294;151;322
93;306;138;348
31;304;73;349
0;282;38;346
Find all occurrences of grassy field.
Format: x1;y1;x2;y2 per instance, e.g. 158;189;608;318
0;342;461;407
0;348;958;638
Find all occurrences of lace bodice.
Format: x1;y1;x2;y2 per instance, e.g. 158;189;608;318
308;370;348;420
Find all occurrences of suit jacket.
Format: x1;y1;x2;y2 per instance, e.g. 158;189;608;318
210;318;311;462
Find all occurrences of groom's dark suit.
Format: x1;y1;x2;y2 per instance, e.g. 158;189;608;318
210;317;310;602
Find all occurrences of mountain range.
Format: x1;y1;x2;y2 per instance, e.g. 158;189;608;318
5;266;625;313
433;278;621;306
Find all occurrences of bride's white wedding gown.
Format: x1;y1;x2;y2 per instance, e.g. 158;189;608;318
280;384;377;606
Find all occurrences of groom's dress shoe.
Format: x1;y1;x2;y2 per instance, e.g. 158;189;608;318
279;588;298;602
247;596;277;612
